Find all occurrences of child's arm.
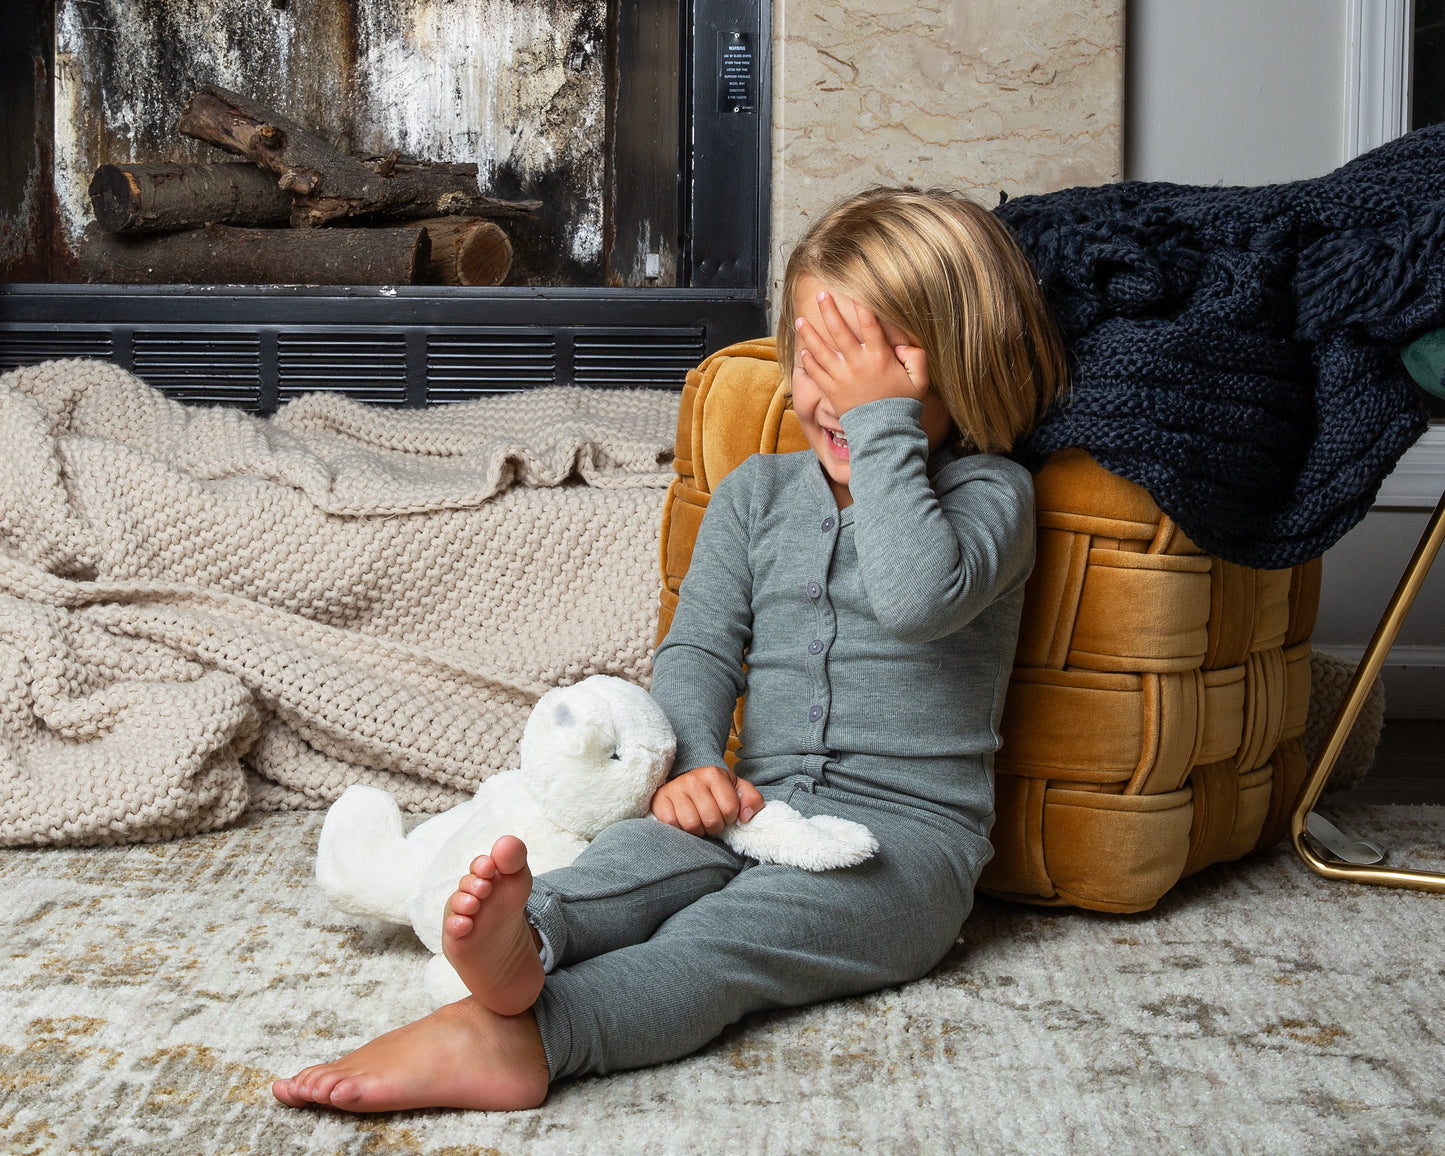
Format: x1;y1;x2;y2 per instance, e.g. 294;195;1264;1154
650;467;757;783
797;293;1035;641
650;473;768;834
848;441;1034;642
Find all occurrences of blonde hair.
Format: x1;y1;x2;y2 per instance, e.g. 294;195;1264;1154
776;186;1067;455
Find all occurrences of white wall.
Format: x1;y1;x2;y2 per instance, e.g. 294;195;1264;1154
1127;0;1349;184
1126;0;1444;718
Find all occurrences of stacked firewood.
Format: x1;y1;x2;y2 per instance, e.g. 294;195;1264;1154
82;85;538;286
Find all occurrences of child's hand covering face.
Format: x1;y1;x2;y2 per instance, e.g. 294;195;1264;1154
789;277;955;510
792;276;933;418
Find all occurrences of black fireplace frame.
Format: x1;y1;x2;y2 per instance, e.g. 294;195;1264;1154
0;0;772;409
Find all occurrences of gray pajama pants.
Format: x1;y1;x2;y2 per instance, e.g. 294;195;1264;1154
524;776;987;1080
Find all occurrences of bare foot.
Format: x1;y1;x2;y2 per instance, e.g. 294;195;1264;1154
272;998;549;1113
442;835;546;1017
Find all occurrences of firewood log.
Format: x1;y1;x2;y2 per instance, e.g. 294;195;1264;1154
416;217;514;285
79;222;429;285
88;162;293;233
176;85;540;227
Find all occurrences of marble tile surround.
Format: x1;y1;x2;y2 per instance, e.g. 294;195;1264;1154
769;0;1123;304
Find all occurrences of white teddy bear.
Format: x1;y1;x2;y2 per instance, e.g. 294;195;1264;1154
315;674;877;1005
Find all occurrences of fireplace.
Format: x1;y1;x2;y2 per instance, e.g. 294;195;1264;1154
0;0;770;409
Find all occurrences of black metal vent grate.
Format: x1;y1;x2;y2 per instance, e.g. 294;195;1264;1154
426;332;557;402
277;331;408;406
573;330;706;390
0;329;113;370
133;331;262;408
1;291;767;413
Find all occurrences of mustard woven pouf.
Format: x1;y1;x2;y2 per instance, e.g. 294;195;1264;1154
657;339;1321;915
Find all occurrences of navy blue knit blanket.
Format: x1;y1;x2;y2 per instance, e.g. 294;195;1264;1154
995;124;1445;569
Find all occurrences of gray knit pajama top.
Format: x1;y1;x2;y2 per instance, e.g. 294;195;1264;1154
650;394;1036;880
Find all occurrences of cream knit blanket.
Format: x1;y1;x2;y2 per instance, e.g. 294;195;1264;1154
0;359;679;847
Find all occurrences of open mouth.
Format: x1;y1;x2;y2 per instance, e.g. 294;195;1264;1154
823;427;849;457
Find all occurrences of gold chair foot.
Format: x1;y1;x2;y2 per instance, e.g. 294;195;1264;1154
1290;487;1445;893
1304;812;1386;865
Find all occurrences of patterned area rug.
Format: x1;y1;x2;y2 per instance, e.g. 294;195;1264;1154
3;805;1443;1155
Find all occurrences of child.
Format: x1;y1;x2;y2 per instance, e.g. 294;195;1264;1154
273;186;1068;1112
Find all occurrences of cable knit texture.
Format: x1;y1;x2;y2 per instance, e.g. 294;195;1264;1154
998;123;1445;568
0;359;677;847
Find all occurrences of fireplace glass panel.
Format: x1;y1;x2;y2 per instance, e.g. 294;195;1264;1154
1;0;769;405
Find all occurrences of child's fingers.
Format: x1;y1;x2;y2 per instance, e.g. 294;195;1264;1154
796;346;820;387
652;778;698;829
671;795;704;835
853;301;892;351
690;768;747;833
675;772;730;835
655;765;755;835
736;778;765;823
791;354;817;393
815;290;863;351
649;790;677;827
703;778;742;830
794;317;840;383
895;345;931;393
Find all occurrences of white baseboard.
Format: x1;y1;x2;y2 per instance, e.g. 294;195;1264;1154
1374;425;1445;509
1315;427;1445;720
1312;643;1445;719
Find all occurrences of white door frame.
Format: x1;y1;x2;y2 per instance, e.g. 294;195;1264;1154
1346;0;1413;157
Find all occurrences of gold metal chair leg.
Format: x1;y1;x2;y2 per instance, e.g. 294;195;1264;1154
1290;486;1445;892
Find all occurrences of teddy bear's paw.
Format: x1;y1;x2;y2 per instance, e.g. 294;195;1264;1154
408;880;457;955
721;800;878;871
423;953;472;1008
315;784;419;924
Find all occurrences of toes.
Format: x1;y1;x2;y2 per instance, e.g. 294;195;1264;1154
285;1066;318;1100
272;1078;306;1107
306;1068;348;1103
468;838;529;879
284;1065;337;1104
490;835;529;876
449;889;482;917
444;911;475;938
327;1076;367;1110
